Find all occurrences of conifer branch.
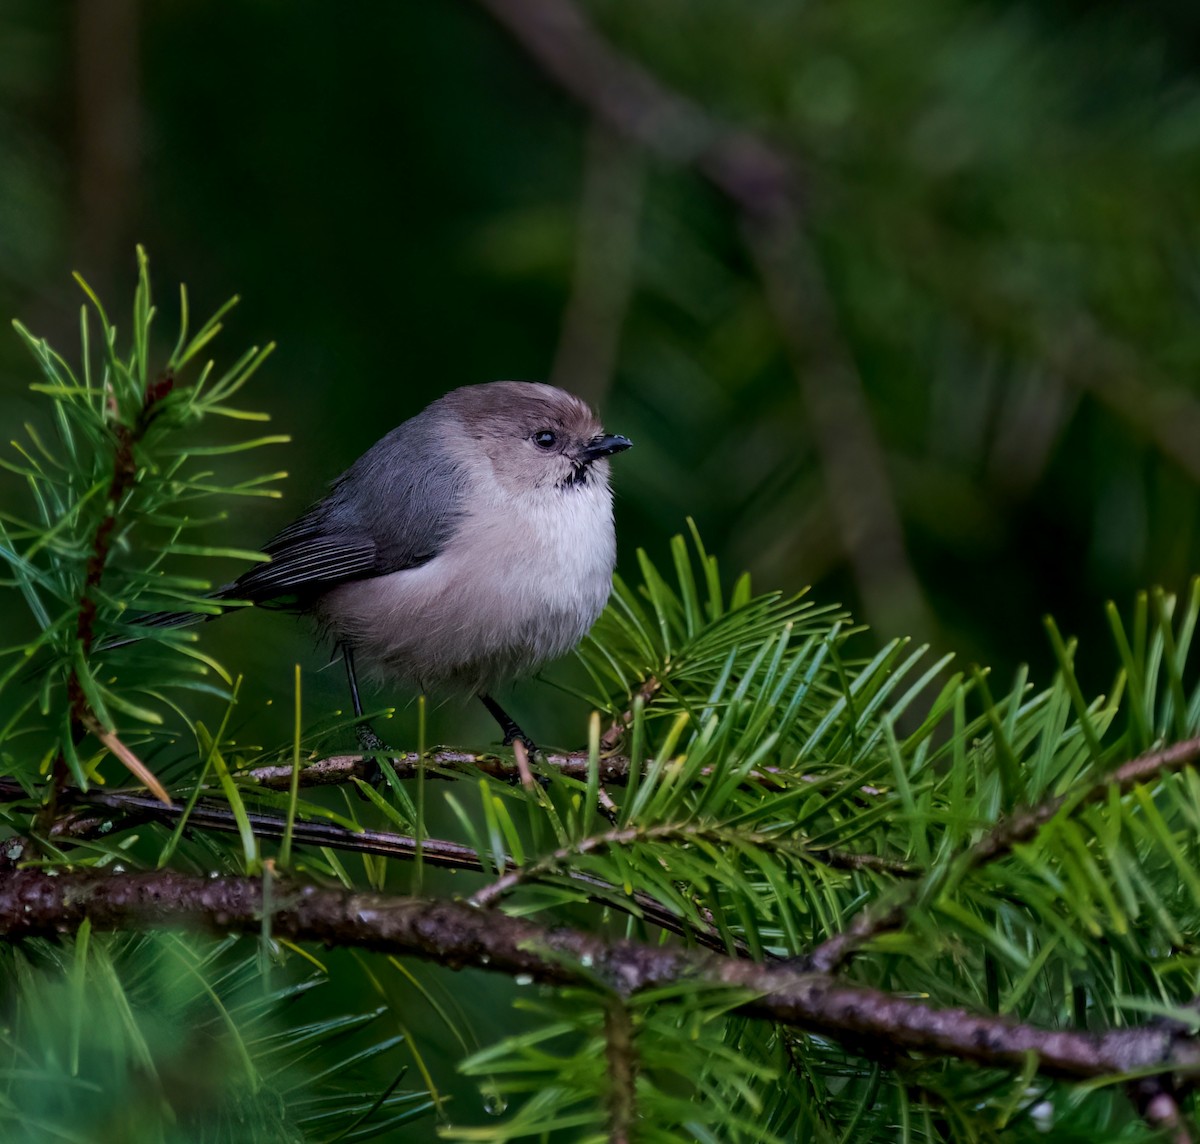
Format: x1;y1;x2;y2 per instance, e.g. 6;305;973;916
21;785;742;954
470;821;913;910
807;735;1200;973
2;867;1198;1086
55;368;176;810
244;749;803;791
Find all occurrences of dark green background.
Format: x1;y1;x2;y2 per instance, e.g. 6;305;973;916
4;0;1200;741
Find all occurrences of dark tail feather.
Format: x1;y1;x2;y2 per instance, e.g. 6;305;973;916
19;603;228;684
137;608;220;631
100;584;240;651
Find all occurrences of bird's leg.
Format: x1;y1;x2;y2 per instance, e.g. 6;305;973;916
343;645;385;783
478;693;537;754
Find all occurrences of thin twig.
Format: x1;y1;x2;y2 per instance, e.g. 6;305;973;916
65;789;483;868
51;368;177;814
240;747;842;792
471;821;913;909
600;676;660;753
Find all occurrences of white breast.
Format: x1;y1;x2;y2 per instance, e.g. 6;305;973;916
319;475;617;695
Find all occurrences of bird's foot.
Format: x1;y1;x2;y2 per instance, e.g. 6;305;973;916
501;727;538;755
479;693;537;756
354;721;391;785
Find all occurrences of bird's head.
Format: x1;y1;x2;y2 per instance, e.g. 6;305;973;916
443;381;632;495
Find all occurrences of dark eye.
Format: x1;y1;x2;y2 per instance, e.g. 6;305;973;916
533;430;557;449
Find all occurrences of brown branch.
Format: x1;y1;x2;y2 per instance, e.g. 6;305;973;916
967;736;1200;869
600;676;660;753
75;369;172;661
807;736;1200;974
3;868;1200;1084
804;893;911;976
472;0;797;220
4;768;891;959
62;789;484;870
241;747;815;792
42;786;740;955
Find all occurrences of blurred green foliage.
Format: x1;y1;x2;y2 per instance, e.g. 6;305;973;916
3;1;1200;724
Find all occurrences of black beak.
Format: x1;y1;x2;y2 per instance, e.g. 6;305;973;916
579;434;633;463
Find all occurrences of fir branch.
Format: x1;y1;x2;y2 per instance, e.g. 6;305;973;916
244;749;805;791
600;674;660;752
57;788;485;869
74;367;173;660
55;367;176;810
807;734;1200;974
28;785;744;955
470;821;913;910
967;735;1200;868
2;868;1199;1085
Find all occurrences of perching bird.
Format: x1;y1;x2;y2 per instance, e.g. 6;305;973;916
137;381;632;753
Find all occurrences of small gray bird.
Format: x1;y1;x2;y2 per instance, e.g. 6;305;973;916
140;381;632;752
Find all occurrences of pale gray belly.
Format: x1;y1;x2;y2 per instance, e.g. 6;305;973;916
315;492;616;695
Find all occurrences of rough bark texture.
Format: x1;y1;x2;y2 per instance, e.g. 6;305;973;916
2;868;1198;1083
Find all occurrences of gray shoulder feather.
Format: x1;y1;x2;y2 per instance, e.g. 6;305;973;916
224;406;466;606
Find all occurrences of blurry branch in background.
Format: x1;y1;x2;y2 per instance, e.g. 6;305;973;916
1056;321;1200;488
75;0;140;299
603;998;638;1144
747;225;936;641
551;123;643;408
474;0;936;642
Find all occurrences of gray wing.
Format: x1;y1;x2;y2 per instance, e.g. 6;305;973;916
220;407;466;607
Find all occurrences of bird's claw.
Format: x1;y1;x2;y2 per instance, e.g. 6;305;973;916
354;721;390;785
